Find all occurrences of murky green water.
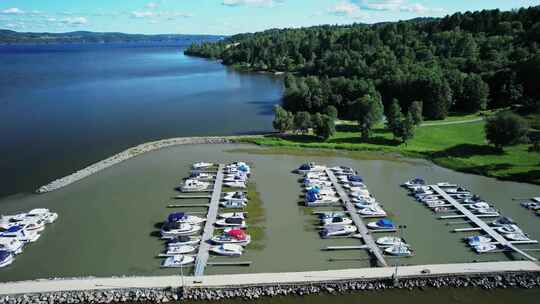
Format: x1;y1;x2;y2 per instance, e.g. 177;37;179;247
0;144;539;282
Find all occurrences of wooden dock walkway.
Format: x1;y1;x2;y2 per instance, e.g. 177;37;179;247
194;164;225;276
325;169;388;267
431;185;538;262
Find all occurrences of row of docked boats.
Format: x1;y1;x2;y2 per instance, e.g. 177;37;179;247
0;209;58;268
402;177;537;254
160;162;253;268
296;163;413;257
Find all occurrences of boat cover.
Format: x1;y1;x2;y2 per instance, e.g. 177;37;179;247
227;229;247;240
299;164;311;171
0;250;11;261
168;212;186;223
376;219;395;228
225;217;244;224
306;192;318;203
348;175;363;182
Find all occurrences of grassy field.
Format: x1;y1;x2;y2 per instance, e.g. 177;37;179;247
238;113;540;185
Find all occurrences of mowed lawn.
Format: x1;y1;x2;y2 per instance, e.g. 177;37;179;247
242;116;540;185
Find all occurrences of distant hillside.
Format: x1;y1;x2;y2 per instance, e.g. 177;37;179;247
0;30;225;44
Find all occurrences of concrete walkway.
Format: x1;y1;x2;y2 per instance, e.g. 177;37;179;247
1;261;538;295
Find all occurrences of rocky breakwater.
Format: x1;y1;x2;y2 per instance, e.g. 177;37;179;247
36;136;232;193
1;273;539;304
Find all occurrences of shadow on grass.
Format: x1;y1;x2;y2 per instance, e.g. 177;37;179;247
431;144;503;158
506;170;540;184
330;136;401;146
336;124;359;132
461;163;514;175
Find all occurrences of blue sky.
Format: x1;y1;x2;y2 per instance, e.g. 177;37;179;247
0;0;539;35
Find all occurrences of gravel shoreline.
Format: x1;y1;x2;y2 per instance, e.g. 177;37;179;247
36;136;236;193
1;272;539;304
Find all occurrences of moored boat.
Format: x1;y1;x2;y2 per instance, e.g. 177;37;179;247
466;235;492;246
504;233;530;241
192;162;214;170
0;238;24;255
218;212;246;219
367;219;396;230
180;179;210;192
473;243;497;253
376;236;407;247
357;206;387;217
159;245;197;256
319;225;357;238
0;251;14;268
166;236;201;247
160;255;195;268
210;244;243;256
220;200;247;208
161;222;201;238
211;229;251;246
215;217;246;228
321;216;353;226
384;244;412;256
167;212;206;225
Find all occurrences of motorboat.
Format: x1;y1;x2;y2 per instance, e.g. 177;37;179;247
468;202;491;210
419;195;441;202
223;192;248;202
218;212;246;219
220;200;247;208
166;236;201;247
425;200;448;208
161;255;195;268
0;218;46;232
384;244;412;256
402;177;426;188
330;166;356;176
0;251;14;268
354;201;379;209
504;233;530;241
211;229;251;246
321;216;353;226
296;163;326;174
161;222;201;238
433;207;450;213
225;162;251;176
344;185;368;192
25;209;58;224
349;189;371;198
304;192;340;206
303;178;332;188
210;244;243;256
436;182;458;188
474;208;499;215
305;187;336;196
0;238;24;254
351;195;376;204
491;217;515;227
192;162;214;170
180;179;210;192
466;235;492;246
376;236;408;247
414;191;435;199
319;225;357;238
167;212;206;225
224;174;248;183
367;219;396;230
521;202;540;210
473;244;497;253
461;195;483;204
317;212;346;219
215;217;246;228
0;226;40;243
224;181;247;188
159;245;197;257
411;186;432;193
494;224;522;234
358;206;387;217
305;172;328;180
188;171;214;180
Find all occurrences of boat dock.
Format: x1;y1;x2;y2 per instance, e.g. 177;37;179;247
431;185;538;262
325;169;388;267
194;164;225;276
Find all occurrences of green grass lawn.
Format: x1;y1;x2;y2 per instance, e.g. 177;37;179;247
239;114;540;185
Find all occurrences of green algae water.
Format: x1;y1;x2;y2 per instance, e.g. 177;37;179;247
0;143;539;281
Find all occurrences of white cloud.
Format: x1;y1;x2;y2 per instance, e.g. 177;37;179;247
1;7;25;15
329;1;361;16
352;0;443;14
131;11;155;18
60;16;88;26
222;0;283;7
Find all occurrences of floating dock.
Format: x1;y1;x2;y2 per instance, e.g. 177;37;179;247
194;164;225;276
431;185;538;262
325;169;388;267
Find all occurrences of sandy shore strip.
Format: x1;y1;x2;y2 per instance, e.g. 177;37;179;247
35;136;255;193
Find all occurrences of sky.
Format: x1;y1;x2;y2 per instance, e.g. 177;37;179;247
0;0;539;35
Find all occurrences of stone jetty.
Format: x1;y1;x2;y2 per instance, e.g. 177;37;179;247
36;136;235;193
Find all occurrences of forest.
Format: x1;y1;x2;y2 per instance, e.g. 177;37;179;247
185;6;540;122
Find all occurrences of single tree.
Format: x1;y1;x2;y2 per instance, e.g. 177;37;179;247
324;105;338;120
353;94;384;140
386;98;404;139
272;105;294;133
313;114;336;140
399;112;416;144
485;112;529;150
408;100;423;125
294;111;312;134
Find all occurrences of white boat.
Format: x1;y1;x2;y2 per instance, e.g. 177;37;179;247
0;226;40;243
376;236;408;247
468;202;491;210
161;223;201;238
367;219;395;230
0;238;24;254
384;244;412;256
349;190;371;198
322;217;353;226
220;200;247;208
466;235;492;246
26;209;58;224
402;177;426;188
161;255;195;268
210;244;243;256
225;162;251;175
223;192;248;201
0;251;14;268
351;195;376;204
218;212;245;219
306;172;328;180
437;182;458;188
474;208;499;215
192;162;213;169
159;245;197;257
304;193;340;206
224;181;247;188
224;174;248;183
180;179;210;192
354;201;379;209
317;212;346;219
411;186;432;193
303;179;333;188
296;163;326;174
330;166;356;176
425;200;447;207
167;212;206;225
305;187;336;196
167;236;201;247
211;229;251;246
358;206;387;217
0;218;46;232
521;202;540;210
504;233;530;241
473;244;497;253
215;217;246;228
491;217;515;227
319;225;357;238
495;224;522;234
189;171;214;180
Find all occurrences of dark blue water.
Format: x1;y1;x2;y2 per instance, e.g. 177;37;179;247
0;42;282;197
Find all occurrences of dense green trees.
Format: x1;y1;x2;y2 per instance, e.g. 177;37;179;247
294;111;312;134
485;112;529;149
353;94;384;140
272;105;294;133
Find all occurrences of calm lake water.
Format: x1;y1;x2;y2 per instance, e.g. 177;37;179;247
0;42;282;198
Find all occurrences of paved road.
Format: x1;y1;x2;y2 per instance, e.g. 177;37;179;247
0;261;538;295
420;118;483;127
